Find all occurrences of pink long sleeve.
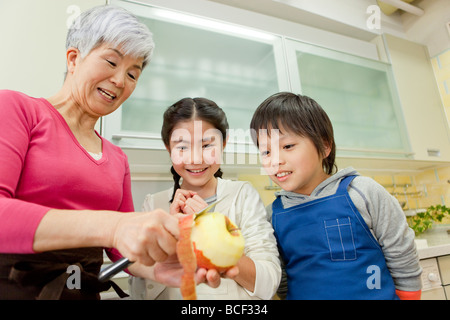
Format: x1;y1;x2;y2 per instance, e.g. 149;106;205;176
0;90;134;254
0;91;51;253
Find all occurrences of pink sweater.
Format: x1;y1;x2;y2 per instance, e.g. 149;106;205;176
0;90;134;255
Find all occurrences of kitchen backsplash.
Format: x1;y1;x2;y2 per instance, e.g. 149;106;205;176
363;166;449;225
238;165;450;224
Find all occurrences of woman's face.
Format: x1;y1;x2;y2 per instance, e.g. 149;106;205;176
67;42;144;116
168;119;225;193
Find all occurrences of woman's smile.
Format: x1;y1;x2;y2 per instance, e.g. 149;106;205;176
97;87;117;102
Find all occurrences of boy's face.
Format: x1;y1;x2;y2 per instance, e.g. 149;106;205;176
258;126;330;196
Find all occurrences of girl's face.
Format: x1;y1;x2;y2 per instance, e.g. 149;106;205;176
168;119;225;195
258;126;330;196
67;42;143;117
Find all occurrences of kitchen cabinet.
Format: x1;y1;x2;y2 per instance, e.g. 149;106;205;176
102;0;450;176
418;246;450;300
285;39;411;159
438;255;450;286
383;34;450;163
103;0;287;155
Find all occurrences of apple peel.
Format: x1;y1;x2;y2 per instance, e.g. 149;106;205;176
177;213;197;300
177;212;245;300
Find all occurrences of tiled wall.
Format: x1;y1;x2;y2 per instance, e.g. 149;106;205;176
239;167;450;224
367;168;450;224
237;174;277;207
366;169;448;210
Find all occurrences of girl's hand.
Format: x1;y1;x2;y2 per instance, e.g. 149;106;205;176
182;195;208;215
170;189;208;215
152;254;239;288
169;189;197;215
196;266;240;286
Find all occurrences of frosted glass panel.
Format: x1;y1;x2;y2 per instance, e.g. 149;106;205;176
296;51;409;154
121;16;280;134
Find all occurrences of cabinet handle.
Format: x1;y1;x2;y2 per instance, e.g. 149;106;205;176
112;134;161;141
112;134;254;146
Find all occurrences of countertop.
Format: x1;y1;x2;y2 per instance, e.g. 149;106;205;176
415;224;450;259
417;243;450;259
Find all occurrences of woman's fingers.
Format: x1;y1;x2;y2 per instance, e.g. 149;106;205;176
113;209;179;266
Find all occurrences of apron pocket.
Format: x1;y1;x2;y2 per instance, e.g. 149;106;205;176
324;217;357;261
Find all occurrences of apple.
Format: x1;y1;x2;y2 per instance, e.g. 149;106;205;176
191;212;245;273
177;211;245;300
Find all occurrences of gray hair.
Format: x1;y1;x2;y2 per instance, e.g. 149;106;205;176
66;5;154;69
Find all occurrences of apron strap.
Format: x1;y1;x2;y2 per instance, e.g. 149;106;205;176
335;175;357;195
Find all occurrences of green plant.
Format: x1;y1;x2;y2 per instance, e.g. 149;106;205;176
407;204;450;235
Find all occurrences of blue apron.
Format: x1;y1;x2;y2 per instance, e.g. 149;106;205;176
272;175;398;300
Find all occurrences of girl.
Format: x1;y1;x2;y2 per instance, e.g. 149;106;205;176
130;97;281;300
249;92;422;300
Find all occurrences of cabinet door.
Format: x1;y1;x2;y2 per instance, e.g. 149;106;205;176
285;39;412;159
438;255;450;286
103;0;287;153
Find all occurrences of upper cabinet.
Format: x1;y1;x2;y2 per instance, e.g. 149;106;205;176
104;0;450;175
285;39;411;159
383;34;450;163
103;0;288;154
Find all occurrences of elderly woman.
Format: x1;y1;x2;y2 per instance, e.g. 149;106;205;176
0;5;223;300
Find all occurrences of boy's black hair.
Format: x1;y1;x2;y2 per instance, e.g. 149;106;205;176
250;92;337;175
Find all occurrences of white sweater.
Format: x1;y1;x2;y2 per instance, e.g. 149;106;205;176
129;178;281;300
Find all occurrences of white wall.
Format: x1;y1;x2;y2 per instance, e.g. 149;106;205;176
402;0;450;57
0;0;105;98
131;180;173;211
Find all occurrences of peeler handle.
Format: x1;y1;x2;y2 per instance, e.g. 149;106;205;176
98;257;133;282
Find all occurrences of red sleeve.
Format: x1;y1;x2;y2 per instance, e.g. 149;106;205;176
118;158;134;213
395;289;421;300
104;153;134;267
0;91;50;253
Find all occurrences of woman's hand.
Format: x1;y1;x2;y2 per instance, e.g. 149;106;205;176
169;189;208;215
112;209;179;266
